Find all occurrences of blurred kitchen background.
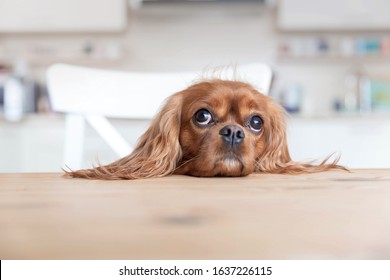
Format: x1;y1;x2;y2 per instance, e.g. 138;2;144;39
1;0;390;172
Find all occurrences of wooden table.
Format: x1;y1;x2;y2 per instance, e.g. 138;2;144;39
1;170;390;259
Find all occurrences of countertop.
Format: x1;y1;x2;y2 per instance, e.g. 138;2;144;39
1;169;389;259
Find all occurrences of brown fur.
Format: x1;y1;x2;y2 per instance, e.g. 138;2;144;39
66;79;347;180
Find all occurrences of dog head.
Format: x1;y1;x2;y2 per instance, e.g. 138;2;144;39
175;80;287;177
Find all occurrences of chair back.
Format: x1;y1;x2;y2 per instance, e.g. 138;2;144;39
47;63;272;119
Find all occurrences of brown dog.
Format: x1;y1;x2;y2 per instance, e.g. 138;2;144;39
67;79;345;179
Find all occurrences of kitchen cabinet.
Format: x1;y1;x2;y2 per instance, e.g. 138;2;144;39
287;115;390;168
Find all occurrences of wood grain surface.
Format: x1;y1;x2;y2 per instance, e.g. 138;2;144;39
1;170;390;259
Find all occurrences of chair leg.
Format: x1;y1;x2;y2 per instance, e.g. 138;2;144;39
63;114;85;170
85;114;132;158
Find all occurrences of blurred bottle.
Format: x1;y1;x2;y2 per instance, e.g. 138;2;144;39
359;75;372;114
381;37;390;55
342;68;372;114
343;73;359;112
0;65;8;109
3;60;37;121
340;38;355;57
4;73;25;121
281;83;303;114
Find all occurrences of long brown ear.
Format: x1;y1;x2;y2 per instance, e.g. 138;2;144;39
255;99;347;174
66;93;183;179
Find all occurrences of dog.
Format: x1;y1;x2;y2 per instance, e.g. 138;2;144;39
67;79;346;179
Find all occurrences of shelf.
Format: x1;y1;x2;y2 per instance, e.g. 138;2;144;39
276;54;390;64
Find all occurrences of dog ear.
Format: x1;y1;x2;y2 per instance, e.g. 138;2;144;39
66;93;183;179
255;98;346;174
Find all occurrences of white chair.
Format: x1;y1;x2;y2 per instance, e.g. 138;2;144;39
46;63;273;170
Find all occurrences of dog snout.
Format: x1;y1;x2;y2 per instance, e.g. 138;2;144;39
219;125;245;145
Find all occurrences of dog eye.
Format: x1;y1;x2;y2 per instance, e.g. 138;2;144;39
194;109;213;126
248;115;263;132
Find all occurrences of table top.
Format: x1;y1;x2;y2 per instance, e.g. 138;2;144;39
1;169;390;259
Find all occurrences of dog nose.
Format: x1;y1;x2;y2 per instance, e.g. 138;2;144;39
219;125;245;144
